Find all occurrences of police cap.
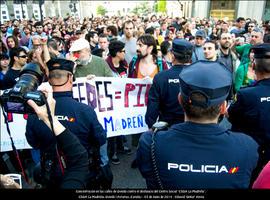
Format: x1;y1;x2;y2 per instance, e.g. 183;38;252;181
47;58;75;74
251;43;270;59
179;61;232;107
171;38;193;54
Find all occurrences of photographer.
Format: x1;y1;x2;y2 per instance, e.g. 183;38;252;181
27;85;90;189
25;59;111;189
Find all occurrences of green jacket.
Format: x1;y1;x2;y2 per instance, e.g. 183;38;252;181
235;43;251;65
234;61;254;92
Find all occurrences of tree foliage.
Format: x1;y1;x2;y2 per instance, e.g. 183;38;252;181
132;2;151;15
157;0;167;13
97;5;107;16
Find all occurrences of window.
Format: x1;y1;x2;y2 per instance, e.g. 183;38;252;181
34;10;38;13
16;15;20;19
14;0;26;3
3;16;7;19
2;11;6;14
1;0;6;4
15;10;20;14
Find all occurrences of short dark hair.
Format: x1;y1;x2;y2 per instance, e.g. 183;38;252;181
160;40;171;56
98;33;108;40
204;40;219;50
109;40;125;57
236;17;245;23
91;48;104;58
254;57;270;74
85;31;97;42
9;47;27;67
34;21;43;28
107;25;118;37
145;27;155;35
181;92;221;120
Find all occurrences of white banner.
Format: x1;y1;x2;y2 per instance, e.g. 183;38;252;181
1;77;152;152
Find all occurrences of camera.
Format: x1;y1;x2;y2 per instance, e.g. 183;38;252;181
0;62;45;114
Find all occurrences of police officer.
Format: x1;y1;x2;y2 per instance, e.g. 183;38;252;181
228;43;270;182
137;61;258;189
25;58;111;189
145;39;193;129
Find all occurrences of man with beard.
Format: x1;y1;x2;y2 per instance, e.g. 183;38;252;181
69;38;113;78
68;37;113;171
217;33;240;99
235;28;264;66
217;33;239;74
128;34;168;168
1;23;9;47
128;34;168;79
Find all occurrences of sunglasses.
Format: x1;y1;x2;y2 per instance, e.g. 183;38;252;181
18;55;28;58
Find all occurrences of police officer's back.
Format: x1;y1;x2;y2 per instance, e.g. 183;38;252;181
228;43;270;178
137;61;259;189
25;59;108;188
145;39;193;128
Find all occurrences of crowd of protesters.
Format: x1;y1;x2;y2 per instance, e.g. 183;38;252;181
0;13;270;189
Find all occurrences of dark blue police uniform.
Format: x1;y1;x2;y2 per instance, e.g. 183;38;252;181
137;61;259;189
26;91;106;151
25;59;107;187
145;39;193;128
228;44;270;161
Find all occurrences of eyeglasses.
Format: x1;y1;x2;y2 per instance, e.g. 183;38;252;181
18;55;28;58
221;37;231;40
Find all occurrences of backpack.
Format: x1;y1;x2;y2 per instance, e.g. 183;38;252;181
129;56;164;77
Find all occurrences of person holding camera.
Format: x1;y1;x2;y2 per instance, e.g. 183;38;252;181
137;61;259;189
27;84;91;189
25;59;112;189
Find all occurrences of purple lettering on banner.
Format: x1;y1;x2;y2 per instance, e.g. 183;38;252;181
72;82;86;103
95;81;113;112
96;81;105;112
85;82;97;109
104;81;113;111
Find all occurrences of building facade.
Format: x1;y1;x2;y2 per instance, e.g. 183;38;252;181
1;1;269;23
